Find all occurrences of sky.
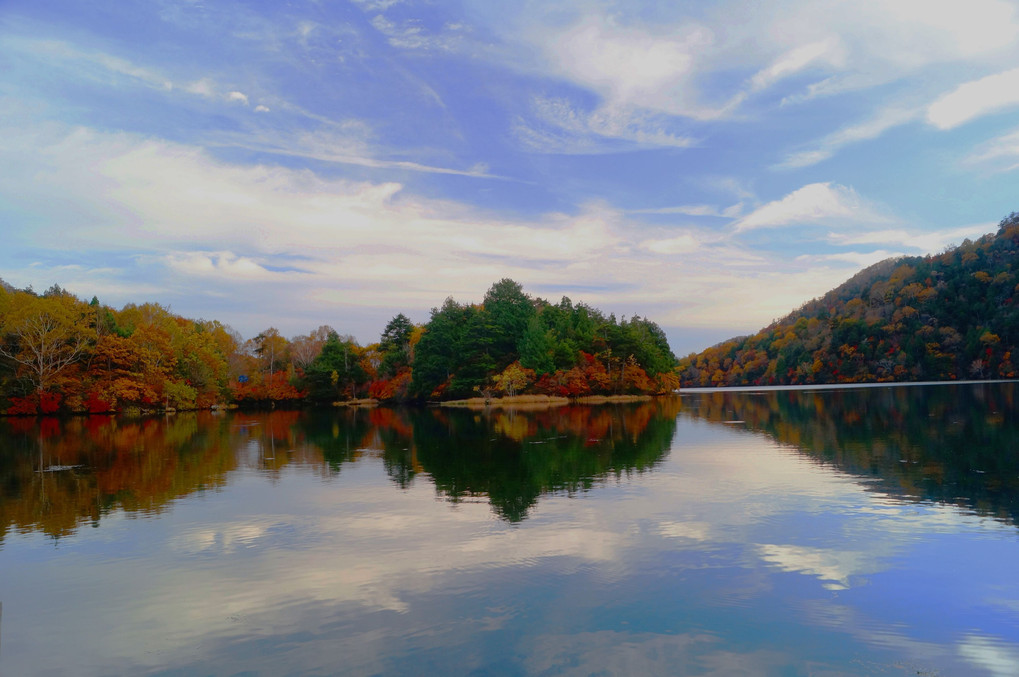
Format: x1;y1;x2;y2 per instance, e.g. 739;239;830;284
2;1;1019;356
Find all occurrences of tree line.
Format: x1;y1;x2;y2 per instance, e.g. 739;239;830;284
679;212;1019;386
0;278;678;414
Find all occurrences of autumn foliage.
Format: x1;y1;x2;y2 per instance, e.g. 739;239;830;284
679;212;1019;387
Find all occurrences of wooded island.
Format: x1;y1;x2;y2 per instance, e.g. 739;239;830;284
0;278;679;414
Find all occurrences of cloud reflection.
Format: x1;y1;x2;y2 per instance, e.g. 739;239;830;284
4;397;1019;675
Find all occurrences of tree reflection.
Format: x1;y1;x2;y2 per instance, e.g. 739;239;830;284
403;400;681;521
0;412;237;541
0;398;682;539
682;383;1019;526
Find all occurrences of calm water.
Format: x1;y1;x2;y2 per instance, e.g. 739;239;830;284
2;385;1019;675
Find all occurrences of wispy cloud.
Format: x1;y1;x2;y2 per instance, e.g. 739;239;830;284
827;223;994;254
514;96;695;154
369;14;466;51
638;231;708;256
5;36;171;90
3;36;266;109
797;250;905;268
350;0;405;12
967;127;1019;172
208;130;513;180
628;204;740;218
777;106;921;168
748;38;844;93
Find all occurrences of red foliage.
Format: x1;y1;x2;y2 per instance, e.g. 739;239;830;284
5;395;39;416
534;372;569;397
85;391;116;414
38;391;63;414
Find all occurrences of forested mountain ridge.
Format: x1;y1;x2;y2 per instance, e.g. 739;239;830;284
679;212;1019;387
0;278;678;415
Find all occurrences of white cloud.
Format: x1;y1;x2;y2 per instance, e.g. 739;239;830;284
875;0;1019;59
760;0;1019;78
735;182;891;232
927;67;1019;129
505;0;1019;125
164;251;287;280
227;91;249;105
535;14;729;121
254;104;270;113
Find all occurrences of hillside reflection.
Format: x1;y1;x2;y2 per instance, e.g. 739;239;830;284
0;399;681;540
682;383;1019;526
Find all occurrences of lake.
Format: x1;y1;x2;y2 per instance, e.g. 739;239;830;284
2;383;1019;675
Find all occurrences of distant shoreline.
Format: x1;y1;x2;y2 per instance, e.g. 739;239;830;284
680;379;1019;393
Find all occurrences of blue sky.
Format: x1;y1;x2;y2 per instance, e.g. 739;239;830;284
3;0;1019;355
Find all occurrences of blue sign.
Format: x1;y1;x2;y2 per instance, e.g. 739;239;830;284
238;375;249;383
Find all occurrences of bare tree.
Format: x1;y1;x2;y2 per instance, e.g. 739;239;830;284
0;308;93;393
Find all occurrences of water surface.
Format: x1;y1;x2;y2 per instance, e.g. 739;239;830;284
2;385;1019;675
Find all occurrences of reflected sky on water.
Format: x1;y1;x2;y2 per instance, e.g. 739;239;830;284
2;388;1019;675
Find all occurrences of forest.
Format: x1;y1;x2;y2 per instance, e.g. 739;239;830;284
679;212;1019;386
0;278;679;415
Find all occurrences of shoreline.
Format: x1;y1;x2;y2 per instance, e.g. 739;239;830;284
439;393;657;409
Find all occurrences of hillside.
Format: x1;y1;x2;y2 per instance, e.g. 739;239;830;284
679;212;1019;386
